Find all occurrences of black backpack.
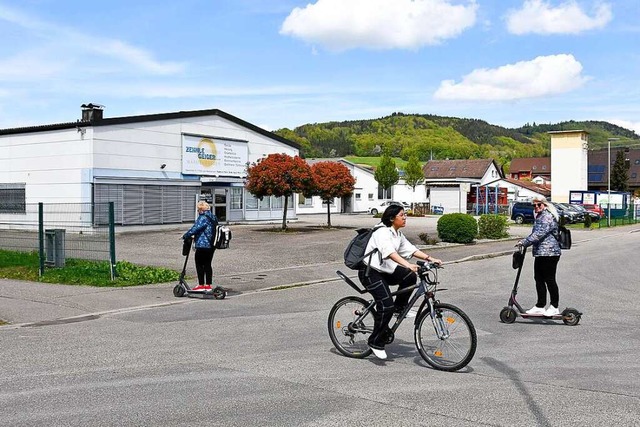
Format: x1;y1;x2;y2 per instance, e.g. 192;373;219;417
212;224;232;249
344;225;383;271
555;225;572;250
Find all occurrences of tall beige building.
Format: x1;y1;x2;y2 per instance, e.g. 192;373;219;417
549;130;589;203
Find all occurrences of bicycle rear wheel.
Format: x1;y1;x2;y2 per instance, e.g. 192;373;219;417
414;303;477;371
328;296;373;359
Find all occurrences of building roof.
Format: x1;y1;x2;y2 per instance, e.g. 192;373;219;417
503;177;551;197
0;107;300;150
305;158;374;175
509;157;551;175
547;130;588;135
422;159;500;179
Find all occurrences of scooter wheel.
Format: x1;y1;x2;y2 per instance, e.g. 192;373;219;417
562;308;581;326
213;287;226;300
173;284;185;298
500;307;517;324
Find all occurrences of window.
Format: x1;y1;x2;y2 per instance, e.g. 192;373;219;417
632;173;637;179
230;187;243;210
368;193;374;201
0;183;26;213
378;187;392;199
298;194;313;207
246;192;258;210
355;193;362;201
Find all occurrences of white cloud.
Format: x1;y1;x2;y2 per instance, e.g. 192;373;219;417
609;119;640;136
0;4;184;76
506;0;612;35
434;54;589;101
280;0;478;51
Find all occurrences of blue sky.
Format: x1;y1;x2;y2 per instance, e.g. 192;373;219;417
0;0;638;134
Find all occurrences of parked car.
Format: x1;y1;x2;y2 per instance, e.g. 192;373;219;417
571;203;600;221
367;201;410;215
557;203;585;223
551;202;579;224
582;204;605;219
510;202;535;224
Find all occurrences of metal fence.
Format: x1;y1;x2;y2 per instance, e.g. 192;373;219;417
0;202;115;278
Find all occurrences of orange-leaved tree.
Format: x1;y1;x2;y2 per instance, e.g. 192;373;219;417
245;153;313;230
310;161;356;227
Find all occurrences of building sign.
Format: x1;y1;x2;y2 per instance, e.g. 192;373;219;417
182;134;248;177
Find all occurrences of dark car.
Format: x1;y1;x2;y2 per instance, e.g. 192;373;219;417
557;203;585;223
552;202;579;224
511;202;535;224
571;203;600;221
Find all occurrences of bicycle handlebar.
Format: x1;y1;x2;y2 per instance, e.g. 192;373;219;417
416;260;443;271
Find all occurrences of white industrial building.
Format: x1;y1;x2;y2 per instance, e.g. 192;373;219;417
0;104;300;227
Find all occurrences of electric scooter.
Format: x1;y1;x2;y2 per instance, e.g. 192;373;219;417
173;237;226;299
499;246;581;326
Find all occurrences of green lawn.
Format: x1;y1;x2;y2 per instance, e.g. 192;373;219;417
0;250;180;287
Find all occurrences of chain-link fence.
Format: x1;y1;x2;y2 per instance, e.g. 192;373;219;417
0;202;115;277
598;201;640;227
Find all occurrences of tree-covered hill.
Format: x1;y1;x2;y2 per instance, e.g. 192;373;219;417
274;113;639;167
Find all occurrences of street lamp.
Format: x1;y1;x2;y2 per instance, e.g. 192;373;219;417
607;137;619;227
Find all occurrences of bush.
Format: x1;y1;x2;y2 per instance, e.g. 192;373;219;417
478;214;509;239
584;214;592;228
437;213;478;244
418;232;440;245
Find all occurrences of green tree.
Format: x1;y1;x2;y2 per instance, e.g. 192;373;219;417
309;161;356;227
403;155;424;209
611;150;630;192
374;153;399;198
245;154;314;230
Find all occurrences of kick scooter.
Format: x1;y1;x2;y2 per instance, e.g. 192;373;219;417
500;246;581;326
173;238;226;299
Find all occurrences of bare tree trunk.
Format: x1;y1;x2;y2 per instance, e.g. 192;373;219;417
282;195;288;230
326;199;332;228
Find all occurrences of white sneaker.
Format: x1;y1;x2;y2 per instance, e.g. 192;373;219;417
544;306;560;317
370;347;387;360
526;306;546;315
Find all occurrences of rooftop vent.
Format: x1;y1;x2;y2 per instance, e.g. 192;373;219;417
81;103;104;122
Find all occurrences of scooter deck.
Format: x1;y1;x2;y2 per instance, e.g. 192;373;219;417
520;313;563;319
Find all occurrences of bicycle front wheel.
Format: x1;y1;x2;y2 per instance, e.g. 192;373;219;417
415;303;477;371
328;296;373;359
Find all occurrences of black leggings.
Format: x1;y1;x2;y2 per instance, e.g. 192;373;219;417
358;266;417;350
194;248;215;285
533;256;560;308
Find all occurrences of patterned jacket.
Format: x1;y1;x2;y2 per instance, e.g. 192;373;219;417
183;210;218;249
521;209;561;257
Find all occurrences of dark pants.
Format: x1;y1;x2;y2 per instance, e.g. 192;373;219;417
533;256;560;308
194;248;215;285
358;266;417;350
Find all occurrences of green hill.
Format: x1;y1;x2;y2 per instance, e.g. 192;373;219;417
274;113;639;167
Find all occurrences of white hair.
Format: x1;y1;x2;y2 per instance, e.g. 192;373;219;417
533;196;559;221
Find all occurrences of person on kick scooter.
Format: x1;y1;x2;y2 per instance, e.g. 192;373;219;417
182;201;218;292
516;196;562;317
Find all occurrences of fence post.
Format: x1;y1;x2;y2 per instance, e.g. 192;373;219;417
38;202;45;277
109;202;117;280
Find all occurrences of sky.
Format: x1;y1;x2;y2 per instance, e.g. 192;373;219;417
0;0;639;135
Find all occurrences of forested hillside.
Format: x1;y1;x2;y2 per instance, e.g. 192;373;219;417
274;113;639;168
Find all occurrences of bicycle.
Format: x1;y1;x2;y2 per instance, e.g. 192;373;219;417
328;261;477;371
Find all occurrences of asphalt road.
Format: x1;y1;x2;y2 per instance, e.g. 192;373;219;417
0;215;638;426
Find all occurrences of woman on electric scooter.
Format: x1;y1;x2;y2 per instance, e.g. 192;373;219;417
517;196;561;317
182;201;218;292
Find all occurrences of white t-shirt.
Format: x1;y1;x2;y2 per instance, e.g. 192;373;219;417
362;224;418;274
